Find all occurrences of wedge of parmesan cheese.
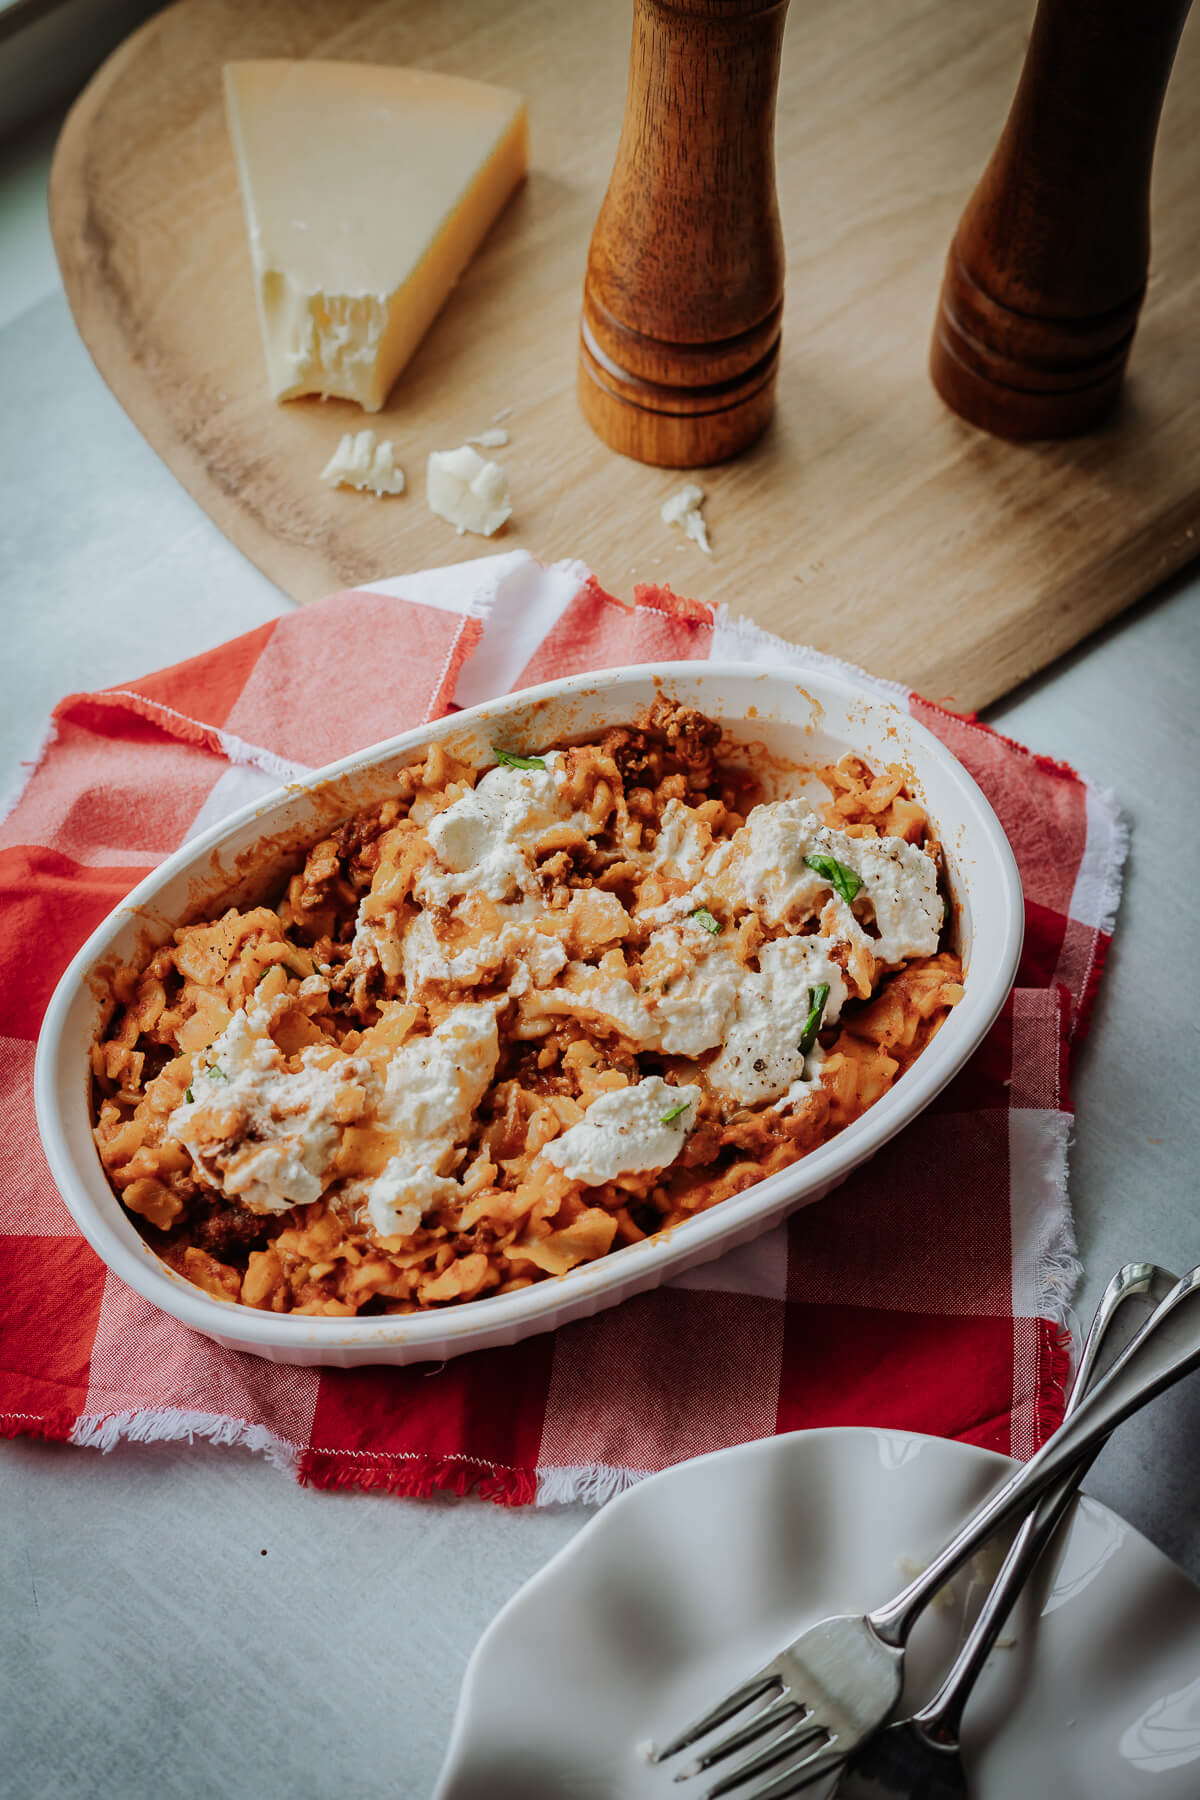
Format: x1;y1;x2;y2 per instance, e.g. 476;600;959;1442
320;430;405;495
224;60;527;411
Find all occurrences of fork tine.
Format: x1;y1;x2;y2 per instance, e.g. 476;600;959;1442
736;1740;849;1799
703;1720;829;1799
675;1695;808;1777
652;1673;783;1762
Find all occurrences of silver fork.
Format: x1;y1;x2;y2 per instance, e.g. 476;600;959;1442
652;1261;1200;1798
827;1260;1177;1800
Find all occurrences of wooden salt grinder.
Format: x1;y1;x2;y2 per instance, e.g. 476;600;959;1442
578;0;789;467
931;0;1192;441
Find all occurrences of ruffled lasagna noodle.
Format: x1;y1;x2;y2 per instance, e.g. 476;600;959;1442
92;700;964;1316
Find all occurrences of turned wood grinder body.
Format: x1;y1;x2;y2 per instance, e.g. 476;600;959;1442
931;0;1192;440
579;0;789;468
581;0;1191;464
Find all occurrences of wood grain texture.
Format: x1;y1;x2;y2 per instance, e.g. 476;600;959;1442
931;0;1193;440
49;0;1200;711
579;0;787;466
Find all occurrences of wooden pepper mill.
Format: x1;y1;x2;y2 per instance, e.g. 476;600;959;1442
931;0;1192;441
578;0;789;467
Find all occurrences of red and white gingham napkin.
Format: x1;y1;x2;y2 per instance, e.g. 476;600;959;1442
0;553;1124;1502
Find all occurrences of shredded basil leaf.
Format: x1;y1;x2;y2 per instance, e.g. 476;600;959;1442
259;956;307;983
798;983;831;1057
805;852;862;904
185;1087;194;1104
691;906;722;935
492;747;546;771
661;1101;692;1125
207;1065;228;1083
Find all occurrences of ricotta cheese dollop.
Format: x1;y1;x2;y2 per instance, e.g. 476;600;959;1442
415;752;586;906
706;935;848;1107
361;1003;500;1238
542;1077;703;1186
717;798;941;964
167;999;376;1215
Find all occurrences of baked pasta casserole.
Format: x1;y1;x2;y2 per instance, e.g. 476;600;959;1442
92;700;964;1316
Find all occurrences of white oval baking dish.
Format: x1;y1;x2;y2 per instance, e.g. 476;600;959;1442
34;662;1023;1367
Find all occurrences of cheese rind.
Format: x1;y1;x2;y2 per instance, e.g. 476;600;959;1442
223;60;528;411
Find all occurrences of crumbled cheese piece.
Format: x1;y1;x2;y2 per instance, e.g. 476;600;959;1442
364;1003;500;1237
466;426;510;448
661;483;711;553
706;936;849;1106
320;429;405;495
838;833;943;964
543;1077;702;1185
427;445;512;536
167;999;375;1214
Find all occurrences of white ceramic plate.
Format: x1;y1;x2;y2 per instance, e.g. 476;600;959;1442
438;1428;1200;1799
35;662;1022;1366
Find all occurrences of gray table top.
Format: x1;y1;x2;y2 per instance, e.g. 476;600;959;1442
2;112;1197;1800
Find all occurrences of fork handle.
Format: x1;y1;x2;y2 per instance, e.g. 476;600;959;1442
911;1262;1172;1740
867;1262;1200;1649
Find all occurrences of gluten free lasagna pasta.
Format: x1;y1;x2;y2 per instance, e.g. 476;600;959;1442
92;700;963;1316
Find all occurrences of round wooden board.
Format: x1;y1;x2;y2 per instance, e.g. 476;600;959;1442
49;0;1200;710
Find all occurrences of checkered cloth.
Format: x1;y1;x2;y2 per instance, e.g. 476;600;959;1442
0;553;1124;1503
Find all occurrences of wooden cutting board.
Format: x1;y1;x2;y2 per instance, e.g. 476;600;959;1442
49;0;1200;711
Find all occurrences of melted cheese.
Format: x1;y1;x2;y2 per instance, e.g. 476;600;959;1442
258;760;948;1233
646;799;715;883
167;994;500;1241
400;905;569;996
168;998;375;1214
363;1004;500;1237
